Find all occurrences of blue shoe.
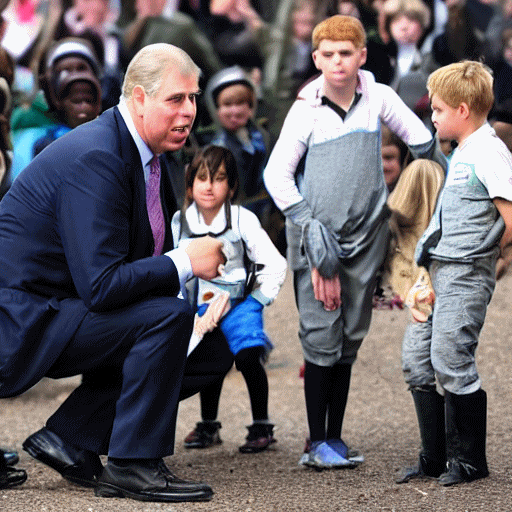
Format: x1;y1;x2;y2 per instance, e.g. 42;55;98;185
326;439;364;465
299;441;356;470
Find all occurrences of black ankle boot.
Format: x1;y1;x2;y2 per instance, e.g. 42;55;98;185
184;421;222;449
438;389;489;486
396;386;446;484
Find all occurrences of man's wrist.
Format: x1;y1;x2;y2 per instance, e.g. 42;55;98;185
165;248;193;290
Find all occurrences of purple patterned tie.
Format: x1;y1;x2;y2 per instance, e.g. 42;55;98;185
146;156;165;256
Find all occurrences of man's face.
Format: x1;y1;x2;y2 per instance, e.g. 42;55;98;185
135;66;199;155
62;81;101;128
216;85;253;132
313;40;367;90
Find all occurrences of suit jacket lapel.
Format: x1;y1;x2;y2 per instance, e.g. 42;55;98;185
112;107;155;260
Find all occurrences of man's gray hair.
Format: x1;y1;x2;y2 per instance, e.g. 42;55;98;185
122;44;201;99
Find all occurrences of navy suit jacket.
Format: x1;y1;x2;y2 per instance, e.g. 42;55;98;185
0;107;181;397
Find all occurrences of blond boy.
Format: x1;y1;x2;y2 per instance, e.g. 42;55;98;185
263;15;444;469
399;61;512;486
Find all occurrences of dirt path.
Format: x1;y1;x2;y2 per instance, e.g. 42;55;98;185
1;272;512;511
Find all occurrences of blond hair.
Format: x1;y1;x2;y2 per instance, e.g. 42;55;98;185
383;0;431;32
312;15;366;50
122;43;201;99
386;159;444;300
427;61;494;116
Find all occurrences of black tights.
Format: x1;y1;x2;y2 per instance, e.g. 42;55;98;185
304;360;352;442
200;346;269;422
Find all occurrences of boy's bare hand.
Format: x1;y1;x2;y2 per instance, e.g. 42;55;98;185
311;267;341;311
185;237;226;280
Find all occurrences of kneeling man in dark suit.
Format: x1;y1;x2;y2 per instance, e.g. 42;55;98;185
0;43;234;503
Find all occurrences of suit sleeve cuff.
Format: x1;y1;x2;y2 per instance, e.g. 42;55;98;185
165;247;193;293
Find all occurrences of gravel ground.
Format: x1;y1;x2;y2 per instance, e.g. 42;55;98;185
1;272;512;511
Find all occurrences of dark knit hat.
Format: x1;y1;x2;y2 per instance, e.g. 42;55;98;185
55;70;102;102
46;38;101;76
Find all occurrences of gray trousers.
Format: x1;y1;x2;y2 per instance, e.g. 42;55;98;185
402;257;496;394
293;221;389;367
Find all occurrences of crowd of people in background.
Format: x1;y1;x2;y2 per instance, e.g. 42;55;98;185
1;0;512;204
1;0;512;502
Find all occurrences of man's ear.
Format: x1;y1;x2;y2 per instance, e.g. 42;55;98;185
132;85;146;116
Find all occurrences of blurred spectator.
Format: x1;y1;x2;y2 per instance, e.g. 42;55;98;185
206;0;265;69
484;0;512;62
382;0;432;88
121;0;223;98
381;123;411;192
32;68;101;156
491;101;512;153
432;0;493;66
0;0;50;97
487;28;512;113
0;46;13;199
10;37;102;181
238;0;319;142
1;1;46;60
201;65;286;251
57;0;124;110
381;0;440;125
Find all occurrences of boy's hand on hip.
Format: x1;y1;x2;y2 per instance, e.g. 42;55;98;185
311;267;341;311
185;236;226;280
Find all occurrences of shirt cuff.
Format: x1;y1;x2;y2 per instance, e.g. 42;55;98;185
165;247;193;293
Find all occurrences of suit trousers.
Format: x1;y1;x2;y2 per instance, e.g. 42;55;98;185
44;296;233;458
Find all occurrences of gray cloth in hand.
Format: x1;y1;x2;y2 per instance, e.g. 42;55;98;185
303;218;345;278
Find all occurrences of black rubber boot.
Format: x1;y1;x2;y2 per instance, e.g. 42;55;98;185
438;389;489;486
396;386;446;483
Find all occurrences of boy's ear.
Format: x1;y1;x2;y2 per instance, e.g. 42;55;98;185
312;49;321;70
458;102;471;120
359;47;367;67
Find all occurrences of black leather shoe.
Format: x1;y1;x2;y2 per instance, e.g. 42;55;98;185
22;427;103;488
95;459;214;502
2;450;19;467
0;466;27;489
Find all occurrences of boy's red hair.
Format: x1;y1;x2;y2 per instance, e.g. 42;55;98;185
312;15;366;50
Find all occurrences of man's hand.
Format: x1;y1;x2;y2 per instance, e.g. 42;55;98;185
311;267;341;311
185;236;226;280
